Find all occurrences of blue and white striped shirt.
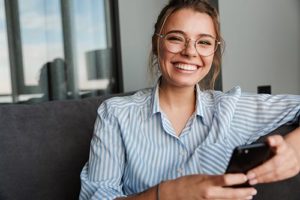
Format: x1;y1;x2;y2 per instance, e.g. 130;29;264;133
80;83;300;200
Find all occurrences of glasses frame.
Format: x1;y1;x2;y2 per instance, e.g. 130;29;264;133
156;32;221;57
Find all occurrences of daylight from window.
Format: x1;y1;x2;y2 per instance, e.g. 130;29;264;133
0;0;11;101
0;0;111;103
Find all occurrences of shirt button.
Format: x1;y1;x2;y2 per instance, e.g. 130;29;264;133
177;168;183;174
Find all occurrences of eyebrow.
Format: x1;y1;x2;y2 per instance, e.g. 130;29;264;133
165;30;216;39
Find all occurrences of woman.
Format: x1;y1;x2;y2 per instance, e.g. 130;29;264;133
80;0;300;199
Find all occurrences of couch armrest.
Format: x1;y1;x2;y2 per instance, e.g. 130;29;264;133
254;124;300;200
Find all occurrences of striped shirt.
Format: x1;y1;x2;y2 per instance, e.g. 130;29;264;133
80;83;300;200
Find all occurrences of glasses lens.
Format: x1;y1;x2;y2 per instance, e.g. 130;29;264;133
163;33;186;53
196;36;218;56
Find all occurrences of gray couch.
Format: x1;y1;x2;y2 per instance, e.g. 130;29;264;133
0;95;299;200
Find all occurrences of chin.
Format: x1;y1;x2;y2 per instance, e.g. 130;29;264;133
171;78;199;88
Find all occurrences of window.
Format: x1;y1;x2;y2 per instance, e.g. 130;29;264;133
0;0;12;103
73;0;114;95
1;0;122;104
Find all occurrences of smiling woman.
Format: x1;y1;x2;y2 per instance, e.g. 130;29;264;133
79;1;300;200
156;9;220;90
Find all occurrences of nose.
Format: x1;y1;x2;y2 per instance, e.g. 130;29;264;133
181;39;198;57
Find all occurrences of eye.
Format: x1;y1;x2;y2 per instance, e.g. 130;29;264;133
165;34;185;43
197;40;212;46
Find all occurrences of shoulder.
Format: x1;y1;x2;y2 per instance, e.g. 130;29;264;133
97;88;153;116
200;86;242;106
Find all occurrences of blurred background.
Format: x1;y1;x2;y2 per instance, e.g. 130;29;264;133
0;0;299;104
0;0;121;103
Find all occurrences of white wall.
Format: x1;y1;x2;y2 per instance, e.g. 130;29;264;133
219;0;300;94
118;0;168;92
118;0;300;94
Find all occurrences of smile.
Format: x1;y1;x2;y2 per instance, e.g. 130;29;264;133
175;63;198;71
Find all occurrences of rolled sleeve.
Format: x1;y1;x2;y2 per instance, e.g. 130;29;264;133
80;164;126;200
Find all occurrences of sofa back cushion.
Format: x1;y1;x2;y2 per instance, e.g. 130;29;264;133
0;93;299;200
0;97;103;200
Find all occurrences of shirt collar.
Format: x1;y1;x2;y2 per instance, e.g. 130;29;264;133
150;80;161;115
195;84;210;125
150;79;209;126
195;84;203;117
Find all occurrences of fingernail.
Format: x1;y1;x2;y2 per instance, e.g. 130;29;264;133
247;172;256;180
252;189;257;195
243;174;248;181
246;196;253;200
269;137;276;145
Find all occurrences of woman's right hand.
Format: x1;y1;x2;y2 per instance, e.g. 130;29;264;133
159;173;257;200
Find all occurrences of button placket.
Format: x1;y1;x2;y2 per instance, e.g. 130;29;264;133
177;168;184;175
176;140;188;176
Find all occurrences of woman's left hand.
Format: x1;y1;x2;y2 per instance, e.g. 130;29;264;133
246;134;300;185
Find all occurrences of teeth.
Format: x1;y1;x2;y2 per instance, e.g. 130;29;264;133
175;64;197;71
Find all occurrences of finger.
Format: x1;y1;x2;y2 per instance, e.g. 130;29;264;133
266;135;285;150
247;154;283;184
248;152;300;184
248;136;300;184
213;174;248;186
250;153;282;175
246;136;286;182
250;166;297;184
203;186;257;199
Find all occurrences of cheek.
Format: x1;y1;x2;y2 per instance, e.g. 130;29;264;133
203;56;214;68
158;46;173;66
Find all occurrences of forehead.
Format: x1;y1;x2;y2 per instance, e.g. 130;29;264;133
162;8;216;37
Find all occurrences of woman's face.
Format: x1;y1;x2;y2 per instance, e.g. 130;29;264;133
158;8;216;89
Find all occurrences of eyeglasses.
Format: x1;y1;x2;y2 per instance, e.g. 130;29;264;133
156;32;221;57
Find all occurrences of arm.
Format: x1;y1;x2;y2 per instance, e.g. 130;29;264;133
116;174;257;200
285;127;300;161
229;93;300;185
231;94;300;145
79;102;126;200
115;185;158;200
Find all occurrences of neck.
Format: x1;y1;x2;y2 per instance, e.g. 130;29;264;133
159;80;196;110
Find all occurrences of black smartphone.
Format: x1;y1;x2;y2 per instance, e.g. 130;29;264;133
225;142;273;187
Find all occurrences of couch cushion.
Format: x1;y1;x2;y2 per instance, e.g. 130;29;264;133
0;94;299;200
0;97;104;200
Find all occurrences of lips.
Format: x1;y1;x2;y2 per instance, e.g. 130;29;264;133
174;63;198;71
